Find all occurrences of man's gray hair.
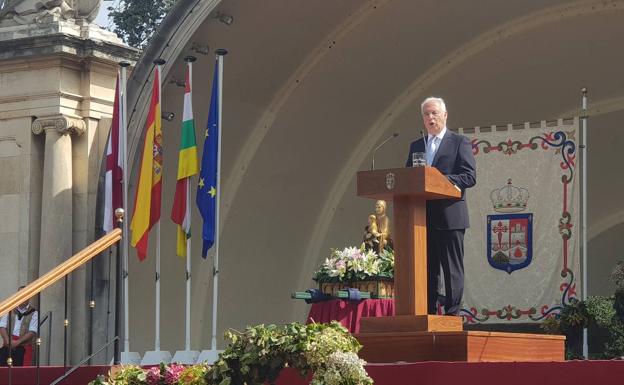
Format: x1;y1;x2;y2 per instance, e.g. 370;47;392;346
421;97;447;113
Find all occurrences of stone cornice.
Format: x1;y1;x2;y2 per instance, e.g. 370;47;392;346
32;114;86;136
0;30;139;64
0;90;113;106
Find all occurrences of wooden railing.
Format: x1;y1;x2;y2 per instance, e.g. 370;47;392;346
0;228;122;317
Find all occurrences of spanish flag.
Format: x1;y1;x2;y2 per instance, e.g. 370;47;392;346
171;63;198;257
130;67;163;261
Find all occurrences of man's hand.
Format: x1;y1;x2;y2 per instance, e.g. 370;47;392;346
14;331;35;347
0;327;9;348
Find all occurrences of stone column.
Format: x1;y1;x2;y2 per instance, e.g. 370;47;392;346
32;114;85;365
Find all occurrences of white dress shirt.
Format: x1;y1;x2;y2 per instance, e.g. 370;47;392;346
427;126;447;165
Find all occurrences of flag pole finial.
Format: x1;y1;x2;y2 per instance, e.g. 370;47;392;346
184;56;197;63
119;61;131;68
115;208;125;228
215;49;228;56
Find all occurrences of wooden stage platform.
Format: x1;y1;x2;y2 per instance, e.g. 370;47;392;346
357;330;565;362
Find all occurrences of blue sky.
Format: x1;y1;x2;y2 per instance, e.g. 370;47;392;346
95;0;117;28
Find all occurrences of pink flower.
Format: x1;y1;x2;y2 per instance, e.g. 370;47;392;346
164;364;186;384
145;366;162;385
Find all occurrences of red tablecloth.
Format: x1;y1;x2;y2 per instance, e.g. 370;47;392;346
306;299;394;333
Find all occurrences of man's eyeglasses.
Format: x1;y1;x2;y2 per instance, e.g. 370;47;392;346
422;111;443;117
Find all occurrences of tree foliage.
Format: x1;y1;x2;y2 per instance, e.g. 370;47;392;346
108;0;177;48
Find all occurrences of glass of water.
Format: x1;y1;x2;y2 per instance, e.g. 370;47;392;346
412;152;426;167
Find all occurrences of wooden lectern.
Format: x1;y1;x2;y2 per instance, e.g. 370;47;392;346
355;166;565;362
357;166;462;331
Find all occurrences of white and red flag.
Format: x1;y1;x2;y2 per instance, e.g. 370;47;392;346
103;72;124;232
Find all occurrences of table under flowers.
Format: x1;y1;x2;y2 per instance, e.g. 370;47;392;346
306;298;394;333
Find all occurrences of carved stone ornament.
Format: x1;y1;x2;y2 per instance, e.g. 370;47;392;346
32;115;86;136
0;0;101;24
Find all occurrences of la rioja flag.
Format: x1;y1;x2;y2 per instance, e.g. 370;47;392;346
171;63;199;257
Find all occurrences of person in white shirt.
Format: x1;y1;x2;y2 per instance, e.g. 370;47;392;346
0;286;38;366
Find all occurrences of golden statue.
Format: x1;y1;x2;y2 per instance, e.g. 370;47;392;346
362;200;392;253
362;214;381;251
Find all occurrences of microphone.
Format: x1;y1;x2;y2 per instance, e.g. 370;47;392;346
371;132;399;170
421;130;429;165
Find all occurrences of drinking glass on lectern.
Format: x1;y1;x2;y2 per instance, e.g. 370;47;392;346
412;152;426;167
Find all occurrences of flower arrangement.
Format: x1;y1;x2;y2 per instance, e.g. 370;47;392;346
88;363;206;385
311;351;371;385
177;365;209;385
313;246;394;282
208;321;372;385
89;365;146;385
88;322;372;385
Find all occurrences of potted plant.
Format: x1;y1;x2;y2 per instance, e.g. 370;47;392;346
541;298;589;359
611;261;624;321
206;321;372;385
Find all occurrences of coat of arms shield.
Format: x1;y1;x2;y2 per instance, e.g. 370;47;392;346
487;213;533;274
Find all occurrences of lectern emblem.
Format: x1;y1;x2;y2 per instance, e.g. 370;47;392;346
385;172;395;190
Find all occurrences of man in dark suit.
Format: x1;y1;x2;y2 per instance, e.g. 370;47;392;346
405;97;476;315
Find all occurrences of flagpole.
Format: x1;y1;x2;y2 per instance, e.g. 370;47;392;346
211;49;227;352
185;180;192;348
119;61;133;358
154;59;165;353
141;60;172;365
197;49;227;364
581;87;588;359
184;56;195;352
172;56;199;364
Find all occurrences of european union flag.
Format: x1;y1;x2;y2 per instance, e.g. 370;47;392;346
196;60;220;258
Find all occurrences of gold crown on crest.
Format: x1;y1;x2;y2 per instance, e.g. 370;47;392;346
490;179;529;213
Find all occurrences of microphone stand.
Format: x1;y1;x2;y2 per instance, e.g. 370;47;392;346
371;133;399;170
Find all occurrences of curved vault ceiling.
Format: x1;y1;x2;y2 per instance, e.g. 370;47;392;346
121;0;624;352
